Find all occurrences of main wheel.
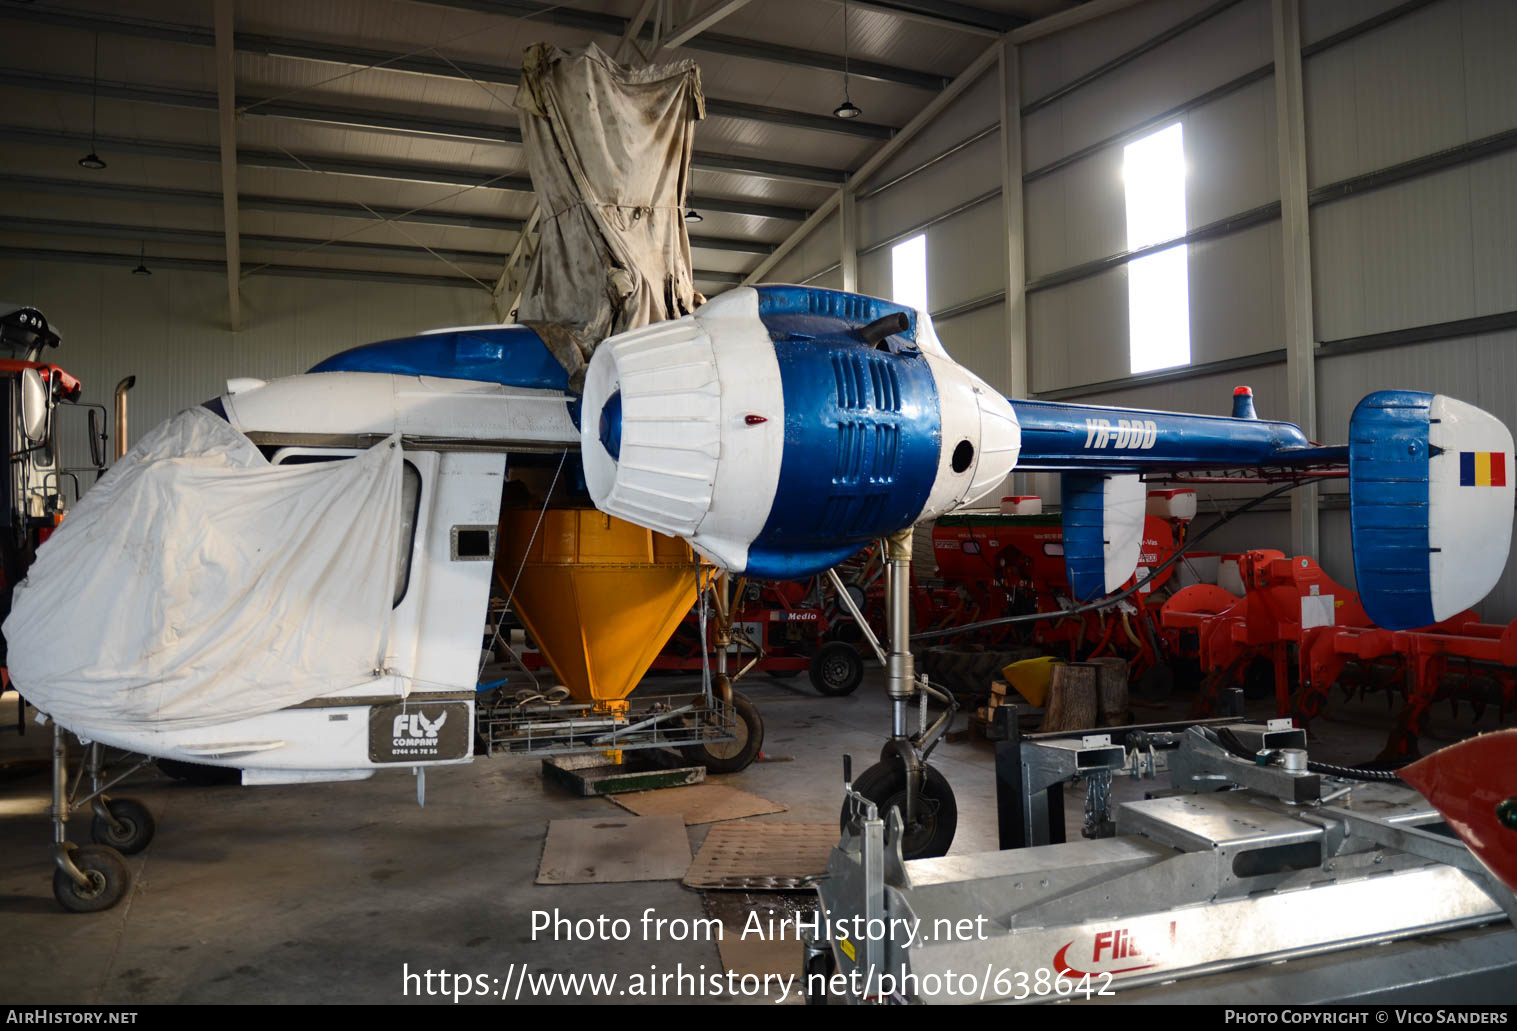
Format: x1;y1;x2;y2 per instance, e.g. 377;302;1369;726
809;641;863;697
52;845;131;913
839;760;957;860
683;691;764;773
91;797;156;855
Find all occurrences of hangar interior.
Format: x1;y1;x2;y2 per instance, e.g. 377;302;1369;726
1;0;1515;1008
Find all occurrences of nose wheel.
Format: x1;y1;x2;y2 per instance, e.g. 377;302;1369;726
839;758;957;859
827;528;959;861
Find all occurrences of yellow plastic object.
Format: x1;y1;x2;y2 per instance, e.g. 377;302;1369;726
1003;655;1063;708
496;507;699;703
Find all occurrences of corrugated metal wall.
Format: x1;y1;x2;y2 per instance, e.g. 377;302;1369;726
1;257;493;481
762;0;1517;618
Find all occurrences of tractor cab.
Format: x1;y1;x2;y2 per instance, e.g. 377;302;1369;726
0;304;115;665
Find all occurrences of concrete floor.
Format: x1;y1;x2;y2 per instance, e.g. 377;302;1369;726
0;671;1509;1005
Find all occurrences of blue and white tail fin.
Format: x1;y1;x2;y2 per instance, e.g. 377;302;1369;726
1349;391;1514;629
1060;472;1145;602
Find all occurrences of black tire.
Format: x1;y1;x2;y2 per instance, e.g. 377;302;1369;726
683;691;764;774
809;641;863;697
804;948;835;1005
91;797;156;855
839;760;957;860
52;845;131;913
157;758;240;786
767;668;801;679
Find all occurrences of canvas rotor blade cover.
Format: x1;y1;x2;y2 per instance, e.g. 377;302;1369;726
514;42;706;389
3;408;405;736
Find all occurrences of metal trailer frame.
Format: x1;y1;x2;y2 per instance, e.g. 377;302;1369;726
809;718;1517;1004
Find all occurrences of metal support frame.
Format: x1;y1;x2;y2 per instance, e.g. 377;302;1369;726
839;185;858;292
492;208;540;323
998;40;1028;411
212;0;240;331
660;0;754;51
1272;0;1318;560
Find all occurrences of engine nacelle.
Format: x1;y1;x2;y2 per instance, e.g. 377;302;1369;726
580;285;1021;579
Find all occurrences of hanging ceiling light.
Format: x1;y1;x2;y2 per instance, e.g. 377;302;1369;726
131;241;151;277
833;0;861;119
78;32;107;170
684;209;703;223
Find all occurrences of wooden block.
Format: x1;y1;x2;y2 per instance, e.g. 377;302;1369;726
1091;657;1130;726
1039;662;1098;732
990;679;1008;696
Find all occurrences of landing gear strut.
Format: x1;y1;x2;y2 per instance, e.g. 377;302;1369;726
829;528;958;859
47;722;156;912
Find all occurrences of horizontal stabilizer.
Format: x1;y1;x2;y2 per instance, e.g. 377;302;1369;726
1061;472;1145;601
1349;391;1514;629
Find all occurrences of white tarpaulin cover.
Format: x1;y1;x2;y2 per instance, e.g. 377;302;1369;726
4;408;404;735
514;41;705;389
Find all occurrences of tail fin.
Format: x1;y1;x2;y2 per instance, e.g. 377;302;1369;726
1349;391;1514;629
1061;472;1145;601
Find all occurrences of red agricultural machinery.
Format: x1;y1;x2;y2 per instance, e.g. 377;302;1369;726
1163;548;1517;758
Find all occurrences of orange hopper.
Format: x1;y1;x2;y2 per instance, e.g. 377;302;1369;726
495;507;700;703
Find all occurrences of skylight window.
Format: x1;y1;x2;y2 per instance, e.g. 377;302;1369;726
891;233;928;313
1123;122;1190;374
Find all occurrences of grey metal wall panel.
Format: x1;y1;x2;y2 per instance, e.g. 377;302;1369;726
858;246;891;300
860;69;1001;193
1021;0;1272;174
923;198;1007;313
1031;220;1284;393
1025;74;1279;280
1024;143;1126;279
1462;0;1517;139
1018;0;1222;118
1469;149;1517;316
856;133;1002;252
1309;163;1480;342
1187;219;1285;362
1028;265;1129;393
1299;0;1409;45
1302;0;1471;188
936;299;1010;393
768;210;839;284
1183;74;1279;227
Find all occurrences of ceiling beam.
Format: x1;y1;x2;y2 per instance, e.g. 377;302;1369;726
615;0;658;64
0;244;746;289
0;3;898;138
662;0;754;50
0;126;812;222
1;70;847;186
410;0;951;89
213;0;240;330
0;173;776;253
0;216;746;283
839;0;1021;37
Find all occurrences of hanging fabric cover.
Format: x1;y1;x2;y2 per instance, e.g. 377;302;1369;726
514;41;705;389
3;408;405;736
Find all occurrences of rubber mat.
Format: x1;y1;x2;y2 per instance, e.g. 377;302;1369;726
609;782;786;825
682;821;836;890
